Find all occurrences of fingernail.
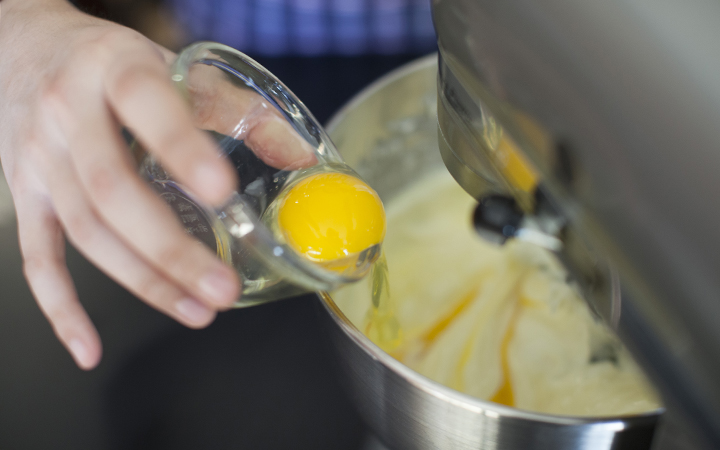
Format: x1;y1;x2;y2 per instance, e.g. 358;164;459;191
176;298;214;325
68;338;92;369
198;269;238;306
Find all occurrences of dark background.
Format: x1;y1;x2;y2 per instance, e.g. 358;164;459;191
0;1;427;448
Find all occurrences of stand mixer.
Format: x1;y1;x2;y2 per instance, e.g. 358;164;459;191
433;0;720;447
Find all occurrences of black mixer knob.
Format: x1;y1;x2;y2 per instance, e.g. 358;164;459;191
472;194;524;245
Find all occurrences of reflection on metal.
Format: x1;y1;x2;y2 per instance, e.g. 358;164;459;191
321;55;660;450
319;292;658;450
433;0;720;446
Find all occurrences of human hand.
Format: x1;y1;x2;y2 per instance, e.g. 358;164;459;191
183;62;318;171
0;0;270;369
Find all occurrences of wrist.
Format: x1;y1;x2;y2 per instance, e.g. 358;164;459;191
0;0;76;28
2;0;72;13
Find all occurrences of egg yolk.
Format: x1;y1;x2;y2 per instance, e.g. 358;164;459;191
277;172;386;262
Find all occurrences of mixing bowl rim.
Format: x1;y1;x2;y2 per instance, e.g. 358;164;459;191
320;53;663;427
325;53;439;134
318;292;662;427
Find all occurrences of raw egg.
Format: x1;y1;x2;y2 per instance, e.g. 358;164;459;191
277;172;386;262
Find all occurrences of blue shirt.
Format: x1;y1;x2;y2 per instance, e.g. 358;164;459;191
167;0;436;56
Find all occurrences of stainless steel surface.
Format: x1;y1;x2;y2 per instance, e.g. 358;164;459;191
432;1;720;446
321;55;660;450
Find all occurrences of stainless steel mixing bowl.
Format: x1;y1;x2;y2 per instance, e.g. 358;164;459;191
318;55;662;450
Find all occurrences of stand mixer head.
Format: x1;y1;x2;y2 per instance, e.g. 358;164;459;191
433;0;720;446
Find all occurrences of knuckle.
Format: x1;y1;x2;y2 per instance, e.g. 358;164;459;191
93;28;129;49
109;63;163;101
63;211;97;247
21;250;61;289
46;306;75;334
40;66;75;102
40;81;66;108
22;134;51;167
75;31;126;66
84;164;123;204
155;128;192;157
133;273;172;304
156;241;208;285
156;243;188;272
188;88;220;128
40;71;78;115
22;253;51;283
95;27;147;53
72;29;152;79
39;79;79;138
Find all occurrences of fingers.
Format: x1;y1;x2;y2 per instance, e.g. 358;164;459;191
36;143;218;329
3;23;250;370
244;115;318;170
45;69;240;310
104;46;237;207
13;183;102;370
153;44;177;65
187;64;317;170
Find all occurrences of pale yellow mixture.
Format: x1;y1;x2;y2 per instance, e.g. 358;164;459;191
332;169;661;417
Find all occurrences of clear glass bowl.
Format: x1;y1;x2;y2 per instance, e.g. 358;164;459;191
140;42;379;306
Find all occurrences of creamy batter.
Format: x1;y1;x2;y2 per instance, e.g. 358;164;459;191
332;169;661;417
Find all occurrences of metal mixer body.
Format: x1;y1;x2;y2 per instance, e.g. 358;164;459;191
432;0;720;446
